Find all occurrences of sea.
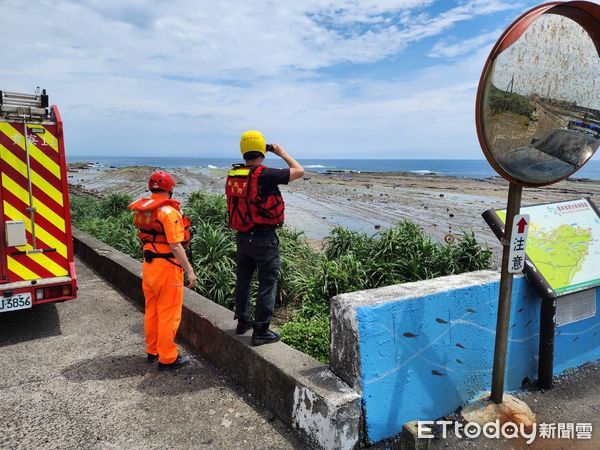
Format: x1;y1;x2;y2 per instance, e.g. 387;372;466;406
67;156;600;180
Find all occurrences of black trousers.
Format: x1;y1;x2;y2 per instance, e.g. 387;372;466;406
234;230;280;330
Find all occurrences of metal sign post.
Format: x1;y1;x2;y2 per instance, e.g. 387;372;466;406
490;182;523;404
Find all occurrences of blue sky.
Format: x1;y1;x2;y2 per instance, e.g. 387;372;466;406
1;0;545;159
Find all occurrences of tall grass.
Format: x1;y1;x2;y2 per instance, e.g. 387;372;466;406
189;221;237;308
71;194;142;259
71;191;492;363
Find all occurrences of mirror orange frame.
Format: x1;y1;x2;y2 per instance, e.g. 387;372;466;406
475;1;600;187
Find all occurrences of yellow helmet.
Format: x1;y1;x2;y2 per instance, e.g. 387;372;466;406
240;130;266;157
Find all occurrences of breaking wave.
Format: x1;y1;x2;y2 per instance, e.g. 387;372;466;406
410;170;437;175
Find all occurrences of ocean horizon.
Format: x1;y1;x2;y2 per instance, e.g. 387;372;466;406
68;155;600;181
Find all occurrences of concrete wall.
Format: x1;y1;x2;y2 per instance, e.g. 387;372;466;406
330;271;600;444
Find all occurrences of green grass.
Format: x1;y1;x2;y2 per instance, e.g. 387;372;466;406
71;191;493;363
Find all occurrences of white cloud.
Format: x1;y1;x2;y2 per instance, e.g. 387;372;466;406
429;29;502;58
0;0;529;157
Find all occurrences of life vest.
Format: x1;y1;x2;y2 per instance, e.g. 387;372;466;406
225;164;285;232
128;197;192;248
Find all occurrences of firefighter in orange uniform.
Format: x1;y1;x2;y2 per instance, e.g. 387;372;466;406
129;171;197;371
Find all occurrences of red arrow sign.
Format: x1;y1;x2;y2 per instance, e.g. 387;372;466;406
517;217;528;233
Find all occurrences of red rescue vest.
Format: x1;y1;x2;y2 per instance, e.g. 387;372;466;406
128;197;192;248
225;164;285;232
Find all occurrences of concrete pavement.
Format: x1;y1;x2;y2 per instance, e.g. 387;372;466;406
0;260;302;449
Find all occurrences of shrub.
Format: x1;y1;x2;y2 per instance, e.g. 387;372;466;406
279;313;330;364
70;194;100;223
321;220;493;289
185;191;228;228
277;227;320;306
323;226;371;260
306;253;370;305
77;213;142;260
100;192;133;218
451;230;494;272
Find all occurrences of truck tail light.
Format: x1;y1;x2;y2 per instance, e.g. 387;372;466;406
36;285;72;300
45;286;64;299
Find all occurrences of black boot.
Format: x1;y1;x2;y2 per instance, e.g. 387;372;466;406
234;310;254;335
158;355;190;371
147;353;159;363
236;319;253;335
251;323;280;346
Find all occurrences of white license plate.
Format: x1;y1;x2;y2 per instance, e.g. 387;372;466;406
0;293;32;313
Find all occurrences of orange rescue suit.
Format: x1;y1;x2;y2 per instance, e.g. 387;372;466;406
129;196;191;248
128;194;188;364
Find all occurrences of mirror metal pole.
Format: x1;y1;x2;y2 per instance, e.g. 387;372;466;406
491;182;523;404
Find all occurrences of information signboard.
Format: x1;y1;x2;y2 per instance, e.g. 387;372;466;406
483;198;600;299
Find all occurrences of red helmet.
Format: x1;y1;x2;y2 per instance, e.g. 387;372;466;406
148;171;176;192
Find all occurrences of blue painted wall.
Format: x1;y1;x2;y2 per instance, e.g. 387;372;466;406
356;279;600;443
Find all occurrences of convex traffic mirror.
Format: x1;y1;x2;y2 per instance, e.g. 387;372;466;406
476;1;600;186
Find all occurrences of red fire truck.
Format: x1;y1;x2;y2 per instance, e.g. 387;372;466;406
0;89;77;313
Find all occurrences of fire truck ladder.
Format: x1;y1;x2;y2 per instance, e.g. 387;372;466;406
0;89;51;252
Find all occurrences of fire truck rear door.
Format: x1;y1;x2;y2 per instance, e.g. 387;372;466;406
0;121;69;282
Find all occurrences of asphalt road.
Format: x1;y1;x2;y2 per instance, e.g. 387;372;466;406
0;260;302;450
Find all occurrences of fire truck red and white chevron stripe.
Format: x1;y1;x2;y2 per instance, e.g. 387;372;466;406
0;121;69;281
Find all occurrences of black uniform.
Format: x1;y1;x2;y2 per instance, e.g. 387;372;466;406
234;167;290;332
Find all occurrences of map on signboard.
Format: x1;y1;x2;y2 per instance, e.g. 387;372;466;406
483;198;600;298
